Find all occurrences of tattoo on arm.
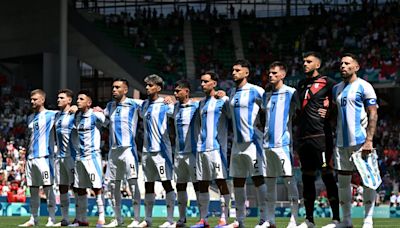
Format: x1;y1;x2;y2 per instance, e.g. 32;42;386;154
366;106;378;141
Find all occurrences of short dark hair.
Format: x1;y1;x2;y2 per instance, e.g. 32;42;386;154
31;89;46;99
58;89;74;98
144;74;164;88
175;79;191;91
77;89;93;100
234;59;252;70
341;53;359;64
303;51;322;62
113;78;129;88
203;71;219;82
269;61;287;72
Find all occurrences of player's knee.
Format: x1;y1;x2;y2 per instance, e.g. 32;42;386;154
193;182;200;192
176;183;187;192
59;185;69;194
215;179;229;194
233;177;246;187
92;188;102;195
198;181;210;193
251;175;265;187
145;182;155;193
321;167;334;176
162;181;174;193
77;188;87;195
302;170;316;177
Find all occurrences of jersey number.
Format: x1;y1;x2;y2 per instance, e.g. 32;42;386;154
215;163;221;172
253;159;258;169
271;101;276;111
43;171;49;180
159;165;165;174
90;173;96;182
341;97;347;107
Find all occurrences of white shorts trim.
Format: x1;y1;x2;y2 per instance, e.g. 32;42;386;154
196;150;228;181
74;153;103;189
334;145;361;171
26;157;54;186
265;145;293;177
229;141;266;178
106;146;139;181
142;152;173;182
174;153;197;183
54;156;75;186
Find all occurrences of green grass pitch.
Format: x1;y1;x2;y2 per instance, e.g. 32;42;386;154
1;217;399;227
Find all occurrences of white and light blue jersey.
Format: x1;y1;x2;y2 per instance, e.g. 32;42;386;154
197;96;229;154
333;78;378;147
173;100;200;155
73;109;106;159
262;85;298;148
55;111;76;158
229;83;264;143
104;98;143;152
140;97;174;154
27;109;57;159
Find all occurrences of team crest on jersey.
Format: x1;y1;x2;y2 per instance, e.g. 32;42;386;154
33;121;39;130
146;113;151;120
78;123;85;131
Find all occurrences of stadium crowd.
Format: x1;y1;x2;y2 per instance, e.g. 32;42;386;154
92;1;399;89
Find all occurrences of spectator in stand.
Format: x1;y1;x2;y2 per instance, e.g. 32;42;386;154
7;180;26;203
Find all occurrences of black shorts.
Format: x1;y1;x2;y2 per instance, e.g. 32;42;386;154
298;135;333;172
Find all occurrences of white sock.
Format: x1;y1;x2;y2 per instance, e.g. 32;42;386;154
144;193;155;223
338;174;352;225
128;178;141;221
78;194;88;222
44;186;56;222
234;187;246;223
110;181;122;222
363;187;376;224
96;193;105;221
30;187;40;221
60;192;69;221
256;184;267;222
220;194;230;220
166;191;176;223
266;178;277;224
284;176;299;224
199;192;210;221
73;192;80;221
177;191;188;221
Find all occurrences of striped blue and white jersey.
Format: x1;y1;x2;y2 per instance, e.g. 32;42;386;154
229;83;264;143
197;96;229;153
140;97;174;153
104;98;143;150
262;85;298;148
333;78;378;147
73;109;106;158
55;111;76;158
27;109;57;159
173;100;200;155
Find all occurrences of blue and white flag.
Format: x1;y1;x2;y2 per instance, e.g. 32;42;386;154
351;149;382;190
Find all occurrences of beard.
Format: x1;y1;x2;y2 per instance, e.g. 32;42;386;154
340;71;352;80
234;77;245;86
